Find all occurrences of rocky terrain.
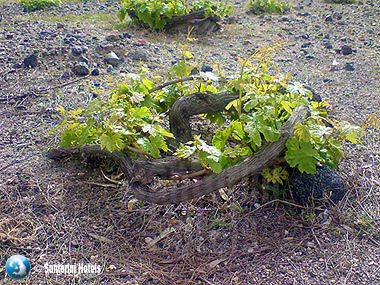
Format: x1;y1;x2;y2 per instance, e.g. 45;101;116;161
1;0;380;284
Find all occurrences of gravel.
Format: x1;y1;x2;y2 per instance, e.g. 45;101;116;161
1;0;380;284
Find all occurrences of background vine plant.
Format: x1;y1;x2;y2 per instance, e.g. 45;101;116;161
247;0;292;15
118;0;233;30
19;0;61;12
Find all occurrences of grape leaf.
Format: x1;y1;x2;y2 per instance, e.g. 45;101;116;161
59;129;78;147
155;17;167;30
100;132;124;152
70;109;84;116
257;123;281;142
147;135;168;158
172;61;190;77
230;121;245;140
206;113;226;127
175;144;196;158
244;98;260;112
130;107;151;119
78;119;96;145
143;79;155;90
206;84;218;94
184;51;193;59
244;121;262;147
150;134;168;151
293;123;310;142
155;125;174;138
280;100;297;114
340;121;363;143
208;159;223;173
285;137;319;174
212;125;232;150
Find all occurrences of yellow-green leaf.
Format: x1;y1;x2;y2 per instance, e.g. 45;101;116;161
184;51;193;59
100;133;124;152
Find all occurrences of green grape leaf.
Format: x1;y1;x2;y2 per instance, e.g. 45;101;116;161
155;125;174;138
117;7;127;22
206;84;218;94
184;51;193;59
318;148;341;170
155;17;167;30
206;113;226;127
172;61;190;77
257;124;281;142
244;121;262;147
142;79;155;91
137;135;165;158
100;132;124;152
70;109;84;116
78;118;96;145
138;9;153;28
224;145;252;158
318;138;344;169
212;125;232;150
57;105;66;114
230;121;245;140
219;155;234;169
130;107;151;119
329;138;344;156
293;123;310;142
149;135;168;157
340;121;364;143
225;99;239;111
208;159;223;173
198;151;209;165
59;129;78;147
175;144;196;159
244;98;260;112
280;100;297;114
285;137;319;174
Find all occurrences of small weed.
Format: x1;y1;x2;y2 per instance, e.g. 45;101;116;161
324;0;355;3
19;0;61;12
205;214;231;229
355;215;373;231
288;209;296;216
305;209;316;222
232;203;245;212
14;13;117;26
0;0;16;5
248;0;292;15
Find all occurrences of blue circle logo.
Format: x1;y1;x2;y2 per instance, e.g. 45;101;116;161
6;255;31;280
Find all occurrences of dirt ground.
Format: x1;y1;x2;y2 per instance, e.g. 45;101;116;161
1;0;380;284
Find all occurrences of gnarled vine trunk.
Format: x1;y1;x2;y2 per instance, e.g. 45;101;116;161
169;92;238;142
